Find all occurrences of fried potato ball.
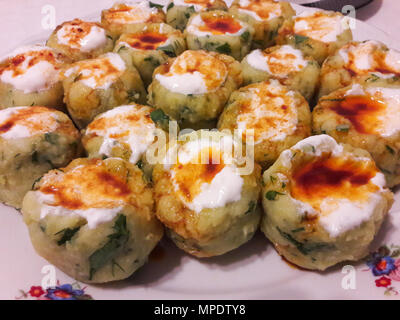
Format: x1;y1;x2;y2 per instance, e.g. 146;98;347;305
185;10;254;61
148;50;243;129
261;135;393;270
114;23;186;87
276;9;352;64
22;158;163;283
229;0;295;49
47;19;114;62
166;0;227;31
62;52;146;129
152;130;261;257
218;80;312;168
0;45;70;109
241;44;320;101
101;1;166;38
0;106;80;208
313;80;400;187
82;104;173;179
318;40;400;98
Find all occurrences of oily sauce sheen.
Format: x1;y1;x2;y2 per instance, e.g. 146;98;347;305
238;0;281;20
0;50;60;77
265;52;303;75
344;45;400;76
86;105;154;139
104;3;159;24
124;32;168;50
172;149;224;202
66;55;124;88
41;184;84;210
165;51;227;91
104;4;142;23
0;107;77;137
40;160;131;210
58;19;101;49
291;157;378;204
200;15;242;35
294;11;341;42
330;95;385;134
240;99;291;130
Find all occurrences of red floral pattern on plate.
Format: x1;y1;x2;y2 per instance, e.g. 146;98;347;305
366;244;400;296
16;281;93;300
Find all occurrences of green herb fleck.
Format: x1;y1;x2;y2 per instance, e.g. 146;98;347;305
244;200;256;215
265;190;284;201
386;145;395;155
180;106;193;121
240;31;250;42
44;133;59;145
184;6;195;19
366;74;380;82
149;1;163;9
150;109;170;128
117;46;127;53
268;29;278;41
253;39;264;47
32;175;43;190
304;144;316;153
215;43;232;55
204;41;217;51
291;227;305;233
294;34;309;45
56;227;80;246
136;159;144;170
144;56;161;68
89;214;130;280
157;44;175;57
167;2;174;10
111;259;125;276
276;227;333;255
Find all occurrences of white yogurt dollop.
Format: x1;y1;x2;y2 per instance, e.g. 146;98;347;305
0;46;61;93
57;22;107;52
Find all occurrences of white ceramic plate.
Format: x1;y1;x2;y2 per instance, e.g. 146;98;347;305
1;1;400;300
